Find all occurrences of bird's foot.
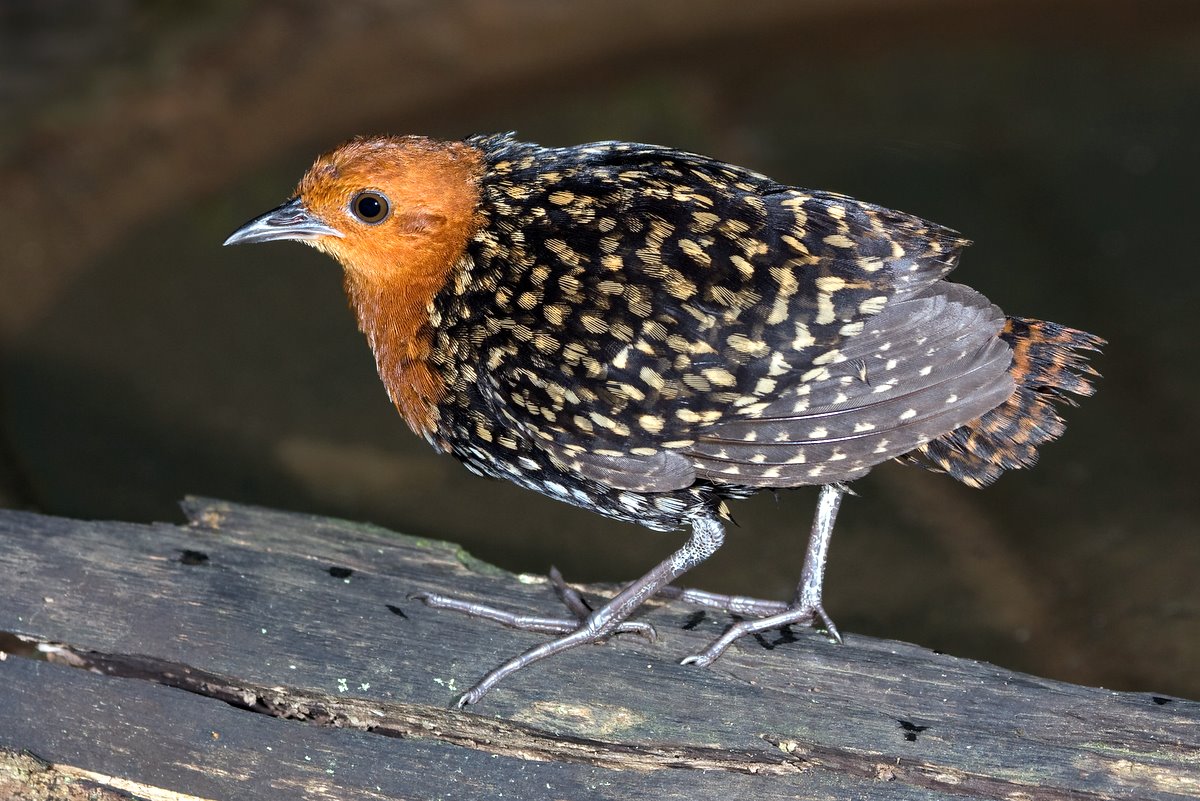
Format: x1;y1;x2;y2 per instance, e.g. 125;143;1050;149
414;569;661;707
679;600;841;668
417;516;728;706
410;566;655;641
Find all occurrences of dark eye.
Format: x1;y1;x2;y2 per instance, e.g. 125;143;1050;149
351;191;390;224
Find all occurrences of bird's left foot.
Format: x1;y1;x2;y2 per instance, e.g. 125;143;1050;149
679;600;841;668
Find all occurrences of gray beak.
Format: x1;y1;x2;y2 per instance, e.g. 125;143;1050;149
223;197;344;246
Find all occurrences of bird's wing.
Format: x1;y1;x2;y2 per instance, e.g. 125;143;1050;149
461;141;994;491
685;282;1014;487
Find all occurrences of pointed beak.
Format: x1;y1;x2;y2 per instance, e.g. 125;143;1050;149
223;197;344;246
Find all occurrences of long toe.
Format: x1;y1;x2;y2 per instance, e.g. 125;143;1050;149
658;585;790;617
412;591;583;634
681;603;840;667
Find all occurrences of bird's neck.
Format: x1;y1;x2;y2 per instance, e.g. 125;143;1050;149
343;261;457;446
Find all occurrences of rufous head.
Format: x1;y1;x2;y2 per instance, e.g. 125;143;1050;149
224;135;484;288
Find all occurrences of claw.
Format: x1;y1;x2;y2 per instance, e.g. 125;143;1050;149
816;607;843;644
619;620;658;642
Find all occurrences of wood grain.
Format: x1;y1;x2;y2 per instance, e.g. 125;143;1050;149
1;499;1196;799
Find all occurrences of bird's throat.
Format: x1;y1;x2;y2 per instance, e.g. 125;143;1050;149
336;227;479;445
344;270;450;443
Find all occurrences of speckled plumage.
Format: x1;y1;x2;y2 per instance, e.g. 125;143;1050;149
225;133;1104;705
412;134;1099;529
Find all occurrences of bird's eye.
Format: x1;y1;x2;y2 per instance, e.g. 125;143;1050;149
350;191;390;224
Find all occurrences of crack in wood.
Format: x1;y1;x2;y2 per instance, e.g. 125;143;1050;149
27;641;806;777
761;736;1124;800
3;634;1137;799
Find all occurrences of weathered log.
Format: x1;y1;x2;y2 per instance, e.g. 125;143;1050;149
1;499;1196;800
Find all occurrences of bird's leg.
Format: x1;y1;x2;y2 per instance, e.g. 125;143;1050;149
681;483;847;667
660;484;849;623
449;514;726;707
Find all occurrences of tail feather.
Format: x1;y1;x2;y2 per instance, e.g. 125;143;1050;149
907;317;1105;487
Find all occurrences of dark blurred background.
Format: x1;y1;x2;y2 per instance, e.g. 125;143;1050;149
2;0;1197;699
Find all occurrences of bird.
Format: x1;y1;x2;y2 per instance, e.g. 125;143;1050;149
225;133;1104;707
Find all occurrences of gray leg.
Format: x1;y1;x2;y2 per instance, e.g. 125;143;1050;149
414;514;727;707
681;483;847;667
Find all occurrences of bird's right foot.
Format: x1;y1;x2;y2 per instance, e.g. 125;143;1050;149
679;601;841;667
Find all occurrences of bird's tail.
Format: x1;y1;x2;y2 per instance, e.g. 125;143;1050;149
908;317;1105;487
